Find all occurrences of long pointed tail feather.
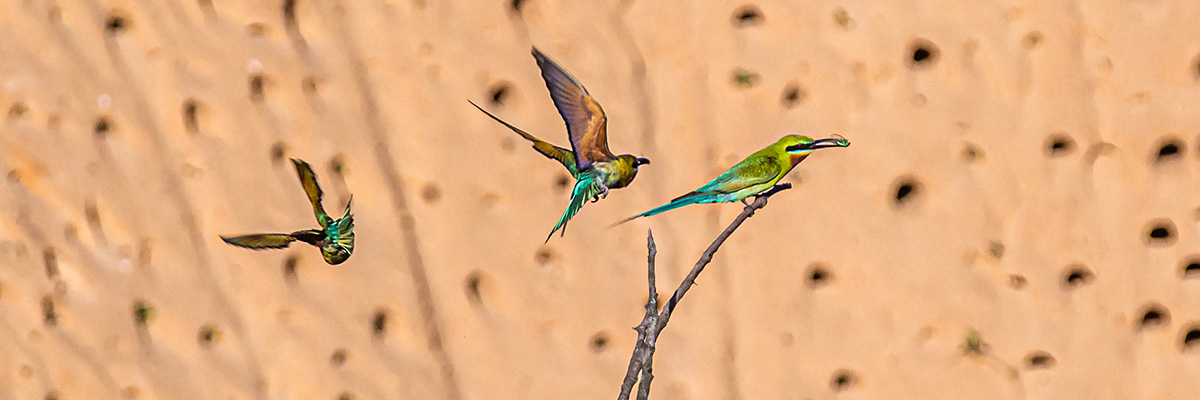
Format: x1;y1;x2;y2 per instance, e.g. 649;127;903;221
610;192;716;227
468;100;540;143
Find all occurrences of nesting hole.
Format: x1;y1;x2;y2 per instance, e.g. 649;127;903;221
590;332;610;353
283;254;299;283
42;296;57;326
892;177;920;208
962;143;983;162
43;248;59;279
44;391;59;400
330;348;348;366
330;154;346;178
732;5;763;27
1062;264;1094;289
1183;259;1200;279
85;200;103;232
133;300;154;326
337;392;356;400
1145;220;1176;246
421;183;442;205
1138;304;1170;330
282;0;298;28
8;102;29;120
1022;31;1044;49
94;116;112;138
371;309;388;338
553;174;571;193
509;0;526;15
1024;351;1056;369
832;7;853;29
245;23;269;37
781;82;806;108
249;73;265;101
1154;138;1182;164
198;0;215;14
198;324;221;345
489;83;511;107
829;369;858;392
105;11;128;35
269;142;288;164
1184;327;1200;351
1193;54;1200;81
988;241;1005;259
302;76;321;95
183;99;200;133
908;39;939;69
807;263;832;288
464;271;485;305
1045;133;1074;157
1008;274;1028;290
535;247;556;265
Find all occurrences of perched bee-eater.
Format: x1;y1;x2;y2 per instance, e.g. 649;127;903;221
221;158;355;265
471;47;651;241
615;134;849;224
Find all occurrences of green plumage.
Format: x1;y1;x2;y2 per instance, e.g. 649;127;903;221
615;134;849;225
221;159;355;265
546;171;606;242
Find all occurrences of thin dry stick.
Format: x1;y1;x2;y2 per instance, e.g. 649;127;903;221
617;183;793;400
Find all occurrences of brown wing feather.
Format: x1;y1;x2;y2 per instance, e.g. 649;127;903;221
290;229;325;247
467;100;580;175
531;47;614;170
291;158;329;228
221;233;297;250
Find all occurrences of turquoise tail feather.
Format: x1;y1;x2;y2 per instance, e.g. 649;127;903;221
611;192;721;226
546;172;603;242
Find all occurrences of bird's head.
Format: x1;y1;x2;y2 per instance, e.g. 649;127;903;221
618;154;652;169
322;245;351;265
779;134;850;164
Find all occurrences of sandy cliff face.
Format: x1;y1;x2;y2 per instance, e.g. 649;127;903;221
1;0;1199;399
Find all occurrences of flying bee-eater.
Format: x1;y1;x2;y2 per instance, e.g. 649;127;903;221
471;46;651;242
614;134;849;224
221;158;355;265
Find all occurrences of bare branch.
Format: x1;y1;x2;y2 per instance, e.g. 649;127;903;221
618;230;658;400
616;183;792;399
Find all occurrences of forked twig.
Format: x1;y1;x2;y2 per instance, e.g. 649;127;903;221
617;183;793;400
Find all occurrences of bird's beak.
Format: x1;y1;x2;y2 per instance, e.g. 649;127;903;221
636;157;651;166
809;135;851;149
789;135;850;152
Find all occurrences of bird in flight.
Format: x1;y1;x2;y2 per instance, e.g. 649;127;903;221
221;158;355;265
615;134;849;224
471;47;651;241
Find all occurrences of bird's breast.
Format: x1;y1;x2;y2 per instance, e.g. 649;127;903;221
596;161;638;189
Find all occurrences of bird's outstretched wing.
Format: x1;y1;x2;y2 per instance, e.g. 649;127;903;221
335;199;355;254
221;233;298;250
546;172;604;242
531;47;614;170
291;158;330;228
290;229;325;247
468;100;579;176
